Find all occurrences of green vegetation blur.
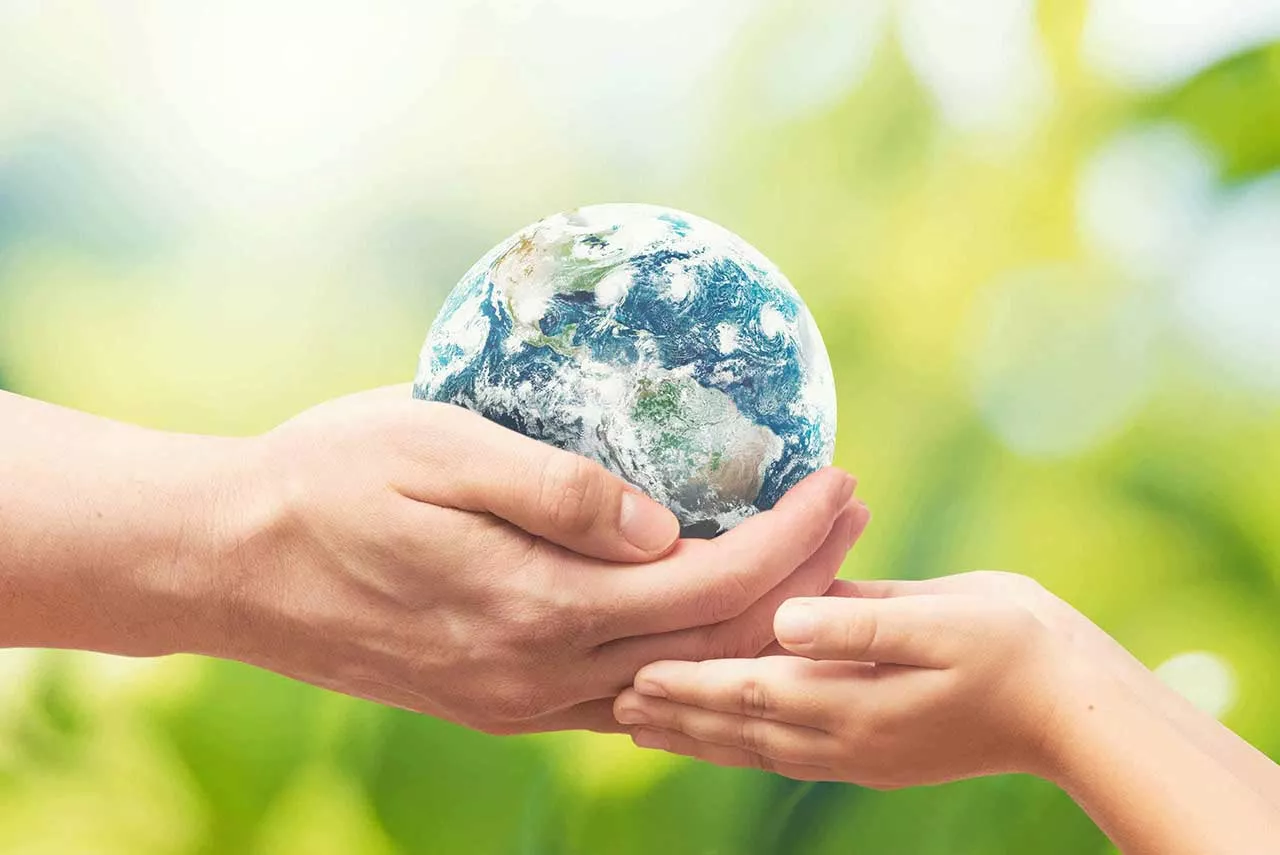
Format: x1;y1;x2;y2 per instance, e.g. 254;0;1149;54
2;2;1278;853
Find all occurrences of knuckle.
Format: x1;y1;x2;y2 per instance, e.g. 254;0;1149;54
750;751;778;774
703;616;771;661
508;532;547;582
955;569;1007;593
798;564;837;599
1001;571;1048;601
738;718;763;753
971;570;1047;600
985;571;1079;637
538;452;604;535
690;625;745;663
840;612;878;659
699;573;754;625
542;586;596;647
494;569;595;651
737;676;771;718
489;593;550;648
518;612;556;648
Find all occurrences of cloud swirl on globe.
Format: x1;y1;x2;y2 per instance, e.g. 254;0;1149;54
413;203;836;537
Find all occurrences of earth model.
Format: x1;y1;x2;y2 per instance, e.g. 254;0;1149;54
413;203;836;537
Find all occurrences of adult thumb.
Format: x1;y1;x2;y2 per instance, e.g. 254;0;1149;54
403;402;680;562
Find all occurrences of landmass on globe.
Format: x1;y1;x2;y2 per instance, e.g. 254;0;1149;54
413;203;836;537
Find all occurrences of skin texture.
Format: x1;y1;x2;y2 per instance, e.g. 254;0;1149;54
615;571;1280;854
0;385;869;735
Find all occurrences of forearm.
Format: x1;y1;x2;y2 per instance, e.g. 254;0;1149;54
0;391;234;656
1064;608;1280;810
1045;664;1280;855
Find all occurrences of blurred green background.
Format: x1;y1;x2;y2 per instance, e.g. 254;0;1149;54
2;1;1279;852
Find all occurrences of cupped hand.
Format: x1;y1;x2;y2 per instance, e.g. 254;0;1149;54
613;579;1071;786
196;386;869;736
614;572;1280;855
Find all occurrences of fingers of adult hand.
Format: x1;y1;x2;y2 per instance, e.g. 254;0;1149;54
590;500;862;686
593;467;855;639
401;403;679;562
774;594;1004;667
690;499;865;659
629;729;835;780
625;657;837;729
734;499;870;656
614;690;837;765
760;576;870;656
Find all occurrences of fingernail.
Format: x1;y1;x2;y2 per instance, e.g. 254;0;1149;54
633;729;669;751
620;490;679;553
633;675;668;698
775;601;817;645
614;704;650;725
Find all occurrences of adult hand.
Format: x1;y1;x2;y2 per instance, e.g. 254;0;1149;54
197;386;868;735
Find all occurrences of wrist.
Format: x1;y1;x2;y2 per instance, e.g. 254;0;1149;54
1030;649;1141;791
101;431;255;658
170;431;296;662
1002;639;1108;783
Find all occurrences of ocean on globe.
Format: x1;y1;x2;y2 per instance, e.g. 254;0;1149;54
413;203;836;537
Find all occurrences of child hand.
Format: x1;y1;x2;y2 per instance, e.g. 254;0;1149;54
615;574;1280;853
613;587;1071;787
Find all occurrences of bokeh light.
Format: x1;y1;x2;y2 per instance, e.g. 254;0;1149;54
1076;122;1217;282
1155;650;1238;718
1084;0;1280;89
899;0;1052;139
1177;173;1280;395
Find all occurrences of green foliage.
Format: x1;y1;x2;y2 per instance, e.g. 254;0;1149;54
1155;44;1280;181
156;663;325;853
360;713;556;855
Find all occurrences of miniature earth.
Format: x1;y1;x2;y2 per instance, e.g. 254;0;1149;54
413;203;836;537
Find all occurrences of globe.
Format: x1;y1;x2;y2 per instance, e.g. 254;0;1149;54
413;203;836;537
